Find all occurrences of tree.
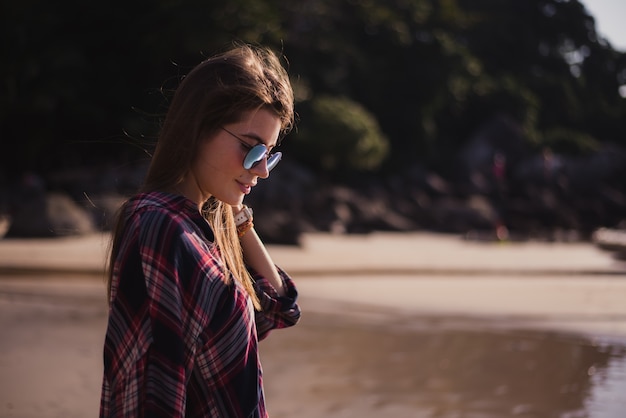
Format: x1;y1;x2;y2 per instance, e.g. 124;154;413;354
2;0;625;183
293;95;389;176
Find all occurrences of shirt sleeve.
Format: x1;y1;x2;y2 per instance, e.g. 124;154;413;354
252;266;301;340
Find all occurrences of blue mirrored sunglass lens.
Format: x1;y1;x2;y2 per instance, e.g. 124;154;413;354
243;145;281;172
243;145;268;170
266;152;282;172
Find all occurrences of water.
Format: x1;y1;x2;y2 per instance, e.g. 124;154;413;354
261;311;626;418
584;351;626;418
1;276;625;418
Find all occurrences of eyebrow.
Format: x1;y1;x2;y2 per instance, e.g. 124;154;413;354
240;132;277;150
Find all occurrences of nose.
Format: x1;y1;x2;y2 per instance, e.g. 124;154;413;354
249;156;270;179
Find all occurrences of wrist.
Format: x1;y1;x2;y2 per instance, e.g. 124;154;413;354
237;220;254;238
234;205;254;237
234;205;253;226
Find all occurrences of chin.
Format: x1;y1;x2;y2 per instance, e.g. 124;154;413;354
216;195;244;206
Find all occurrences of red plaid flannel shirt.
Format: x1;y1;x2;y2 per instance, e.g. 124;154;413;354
99;192;300;417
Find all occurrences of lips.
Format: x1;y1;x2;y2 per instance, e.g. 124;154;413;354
237;181;255;195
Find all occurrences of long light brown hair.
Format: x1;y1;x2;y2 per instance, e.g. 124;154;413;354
107;44;295;308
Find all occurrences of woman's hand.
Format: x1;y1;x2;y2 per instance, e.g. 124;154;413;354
233;205;286;297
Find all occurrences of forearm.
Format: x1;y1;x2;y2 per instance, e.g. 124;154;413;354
239;227;286;296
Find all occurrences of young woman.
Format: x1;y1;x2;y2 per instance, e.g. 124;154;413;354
100;44;300;417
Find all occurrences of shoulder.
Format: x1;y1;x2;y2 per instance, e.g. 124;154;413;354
124;192;192;230
125;191;190;219
119;193;224;281
122;192;211;251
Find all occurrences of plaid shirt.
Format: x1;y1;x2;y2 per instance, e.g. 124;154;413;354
100;192;300;417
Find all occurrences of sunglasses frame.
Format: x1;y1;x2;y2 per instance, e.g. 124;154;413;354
221;127;282;172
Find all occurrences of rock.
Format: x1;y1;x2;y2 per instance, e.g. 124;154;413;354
429;195;498;233
253;209;303;246
0;214;10;239
592;227;626;253
8;191;95;237
81;193;127;231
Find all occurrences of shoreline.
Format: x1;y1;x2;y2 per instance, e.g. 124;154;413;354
1;231;625;342
2;230;626;418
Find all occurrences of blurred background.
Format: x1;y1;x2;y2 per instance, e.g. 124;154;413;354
2;2;626;417
1;0;626;247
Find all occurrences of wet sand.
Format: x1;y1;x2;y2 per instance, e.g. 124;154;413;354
1;233;626;417
262;311;626;418
1;276;626;418
0;277;106;418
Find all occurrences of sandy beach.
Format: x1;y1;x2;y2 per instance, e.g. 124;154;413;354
1;232;625;417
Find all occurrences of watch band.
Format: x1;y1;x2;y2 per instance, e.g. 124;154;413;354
234;206;253;226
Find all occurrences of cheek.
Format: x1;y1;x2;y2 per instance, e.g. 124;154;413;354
195;140;239;176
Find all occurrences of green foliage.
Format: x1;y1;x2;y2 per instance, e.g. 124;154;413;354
2;0;626;181
294;96;390;174
540;128;601;156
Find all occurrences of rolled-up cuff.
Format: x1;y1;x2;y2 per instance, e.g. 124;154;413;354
252;267;298;312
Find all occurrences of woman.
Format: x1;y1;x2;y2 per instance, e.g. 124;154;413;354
100;44;300;417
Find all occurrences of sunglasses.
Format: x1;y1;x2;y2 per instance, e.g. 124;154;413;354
221;127;282;172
